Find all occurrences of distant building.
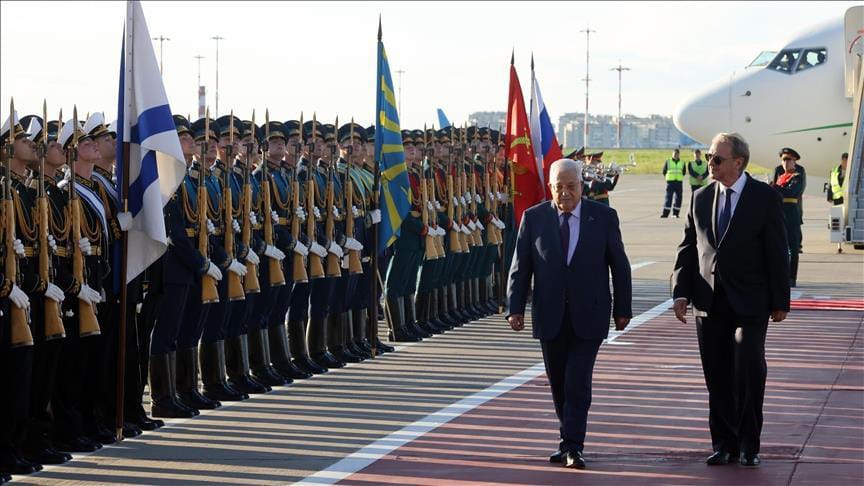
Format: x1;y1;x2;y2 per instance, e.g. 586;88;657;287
557;113;696;149
468;111;506;129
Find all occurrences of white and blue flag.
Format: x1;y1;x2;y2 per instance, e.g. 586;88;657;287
115;0;186;283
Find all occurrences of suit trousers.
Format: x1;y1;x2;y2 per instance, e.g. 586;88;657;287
540;315;602;453
696;286;768;455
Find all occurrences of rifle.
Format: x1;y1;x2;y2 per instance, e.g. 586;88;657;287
306;113;325;279
344;120;362;275
482;138;500;245
324;116;341;278
4;99;33;347
241;111;261;293
199;110;219;303
261;110;285;287
38;100;65;339
466;127;482;247
222;112;245;301
419;128;439;261
290;112;309;283
69;106;100;337
446;126;462;253
455;126;470;251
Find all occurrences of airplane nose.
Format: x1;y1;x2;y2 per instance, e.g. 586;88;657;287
674;77;732;145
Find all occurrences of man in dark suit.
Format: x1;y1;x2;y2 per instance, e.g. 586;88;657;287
507;158;632;469
673;132;790;468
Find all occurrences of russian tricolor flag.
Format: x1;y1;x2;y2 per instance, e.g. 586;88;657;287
529;57;563;200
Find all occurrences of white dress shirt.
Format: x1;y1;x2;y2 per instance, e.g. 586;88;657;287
716;171;747;223
554;200;581;265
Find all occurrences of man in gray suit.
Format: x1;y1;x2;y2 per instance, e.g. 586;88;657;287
507;158;632;469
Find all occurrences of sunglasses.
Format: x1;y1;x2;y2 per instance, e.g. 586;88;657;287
706;154;738;165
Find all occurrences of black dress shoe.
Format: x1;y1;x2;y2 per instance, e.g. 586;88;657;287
375;339;395;354
706;450;738;465
123;423;143;439
1;472;12;483
563;450;586;469
54;436;99;453
739;453;760;467
549;449;564;463
0;457;38;475
89;425;118;445
22;447;70;465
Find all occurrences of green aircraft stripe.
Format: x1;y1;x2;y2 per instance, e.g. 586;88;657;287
773;122;853;135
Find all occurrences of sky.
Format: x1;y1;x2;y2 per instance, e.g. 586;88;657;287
0;1;857;129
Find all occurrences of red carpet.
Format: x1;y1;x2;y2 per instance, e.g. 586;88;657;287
791;299;864;310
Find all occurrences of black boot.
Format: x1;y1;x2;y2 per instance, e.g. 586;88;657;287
249;328;288;387
201;340;248;402
405;293;432;338
345;311;372;359
289;319;327;375
268;324;312;379
455;282;474;322
176;347;221;410
415;292;439;335
351;308;374;355
149;353;197;418
309;317;345;369
438;285;459;327
168;351;200;416
330;313;363;363
388;296;420;342
448;283;467;325
427;289;452;332
226;335;270;394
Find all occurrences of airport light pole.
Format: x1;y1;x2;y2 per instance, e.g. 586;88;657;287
395;69;406;115
152;35;170;73
195;54;206;118
580;26;595;150
211;35;224;117
611;61;630;148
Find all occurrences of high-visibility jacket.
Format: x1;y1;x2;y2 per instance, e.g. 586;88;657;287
689;160;708;186
665;159;684;182
830;165;845;202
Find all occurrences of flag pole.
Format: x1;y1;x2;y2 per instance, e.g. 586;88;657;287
369;16;383;357
115;0;133;442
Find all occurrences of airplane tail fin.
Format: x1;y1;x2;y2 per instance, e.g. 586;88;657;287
436;108;451;128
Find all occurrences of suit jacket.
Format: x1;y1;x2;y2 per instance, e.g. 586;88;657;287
673;174;790;317
507;199;632;341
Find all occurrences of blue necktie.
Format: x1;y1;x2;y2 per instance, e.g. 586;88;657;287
560;212;571;264
717;188;734;240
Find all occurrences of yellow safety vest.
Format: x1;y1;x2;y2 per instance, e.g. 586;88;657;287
689;160;708;186
665;159;684;182
830;166;845;202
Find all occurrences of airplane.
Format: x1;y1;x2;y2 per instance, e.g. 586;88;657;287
674;6;862;176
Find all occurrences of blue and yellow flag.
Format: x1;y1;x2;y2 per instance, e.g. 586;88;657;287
375;29;411;253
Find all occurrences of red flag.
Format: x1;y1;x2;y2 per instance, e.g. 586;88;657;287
505;55;543;227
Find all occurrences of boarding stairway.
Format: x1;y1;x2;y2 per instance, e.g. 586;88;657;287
838;7;864;247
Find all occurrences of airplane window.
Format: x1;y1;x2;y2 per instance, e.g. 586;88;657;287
794;48;827;72
768;49;801;74
748;51;777;68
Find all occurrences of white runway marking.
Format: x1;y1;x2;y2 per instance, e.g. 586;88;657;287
296;297;673;485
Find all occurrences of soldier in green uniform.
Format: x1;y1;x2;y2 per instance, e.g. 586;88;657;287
772;147;805;287
687;149;709;193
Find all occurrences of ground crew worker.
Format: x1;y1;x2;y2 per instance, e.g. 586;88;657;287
661;148;685;218
687;149;709;193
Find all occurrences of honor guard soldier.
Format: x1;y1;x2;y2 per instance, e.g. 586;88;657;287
661;148;685;218
475;127;505;314
585;152;618;206
52;113;109;453
772;147;805;287
0;111;41;477
384;130;429;342
257;119;311;380
773;148;806;253
15;115;77;466
688;149;709;193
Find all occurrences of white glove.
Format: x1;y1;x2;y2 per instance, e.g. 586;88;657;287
494;217;506;229
352;205;360;217
313;207;321;219
227;259;247;277
117;211;133;231
77;284;102;305
309;241;328;258
426;201;434;210
12;238;25;257
78;237;92;256
271;210;279;223
332;206;340;219
453;196;460;207
498;192;506;202
45;283;65;303
245;249;260;265
475;194;482;203
232;218;241;234
461;224;472;235
9;284;29;309
464;192;471;201
429;226;440;237
295;207;307;222
476;221;485;231
206;219;216;235
249;212;258;227
47;234;57;253
451;223;460;233
460;196;467;205
264;244;286;261
327;241;344;258
434;201;442;210
467;221;477;231
206;261;223;281
293;241;309;256
370;209;382;224
344;237;364;251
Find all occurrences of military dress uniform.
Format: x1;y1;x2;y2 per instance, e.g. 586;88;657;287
773;159;806;252
773;149;806;287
